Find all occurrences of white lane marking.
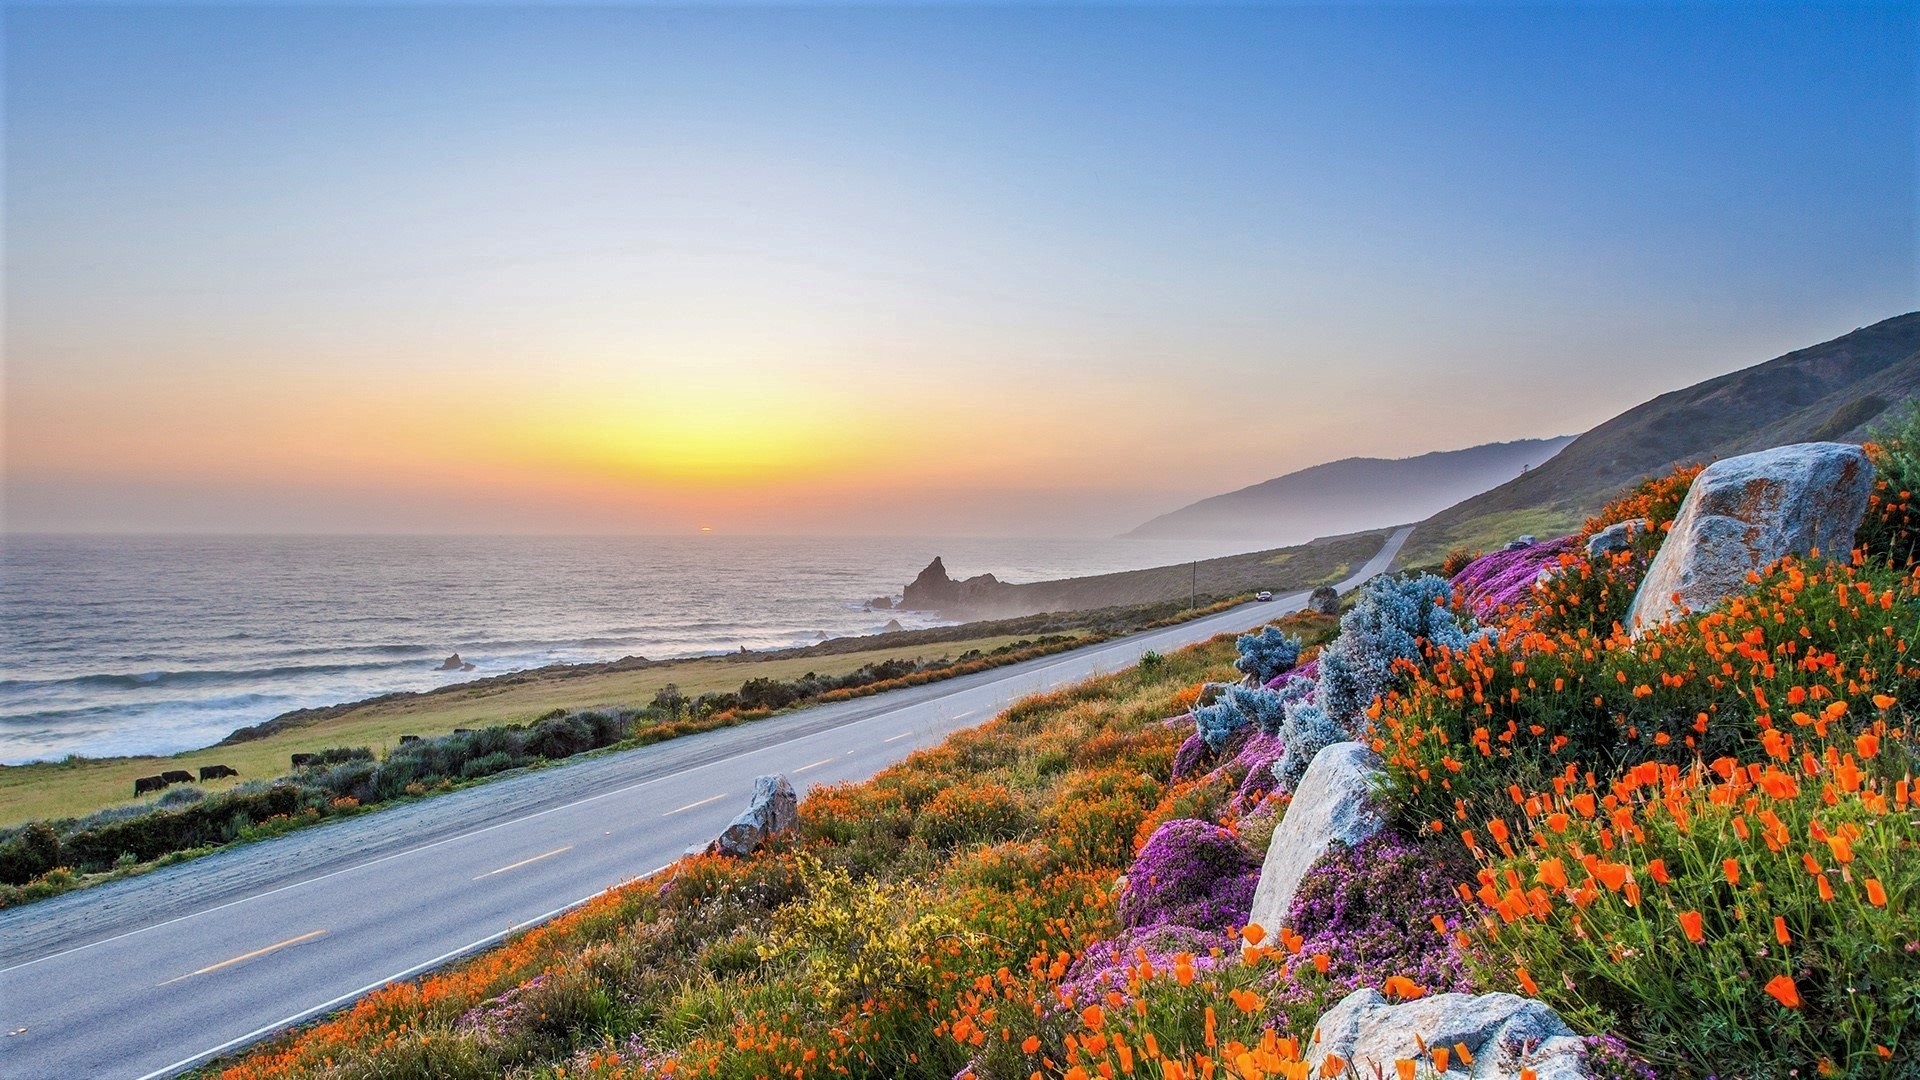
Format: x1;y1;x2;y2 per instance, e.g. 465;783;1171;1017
664;793;728;816
13;528;1417;980
132;863;685;1080
474;845;572;880
883;731;915;743
157;930;326;987
792;757;834;774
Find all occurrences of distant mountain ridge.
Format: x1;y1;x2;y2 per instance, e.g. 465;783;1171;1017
1123;437;1575;543
1404;311;1920;564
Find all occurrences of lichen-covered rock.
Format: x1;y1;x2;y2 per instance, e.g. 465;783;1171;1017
1307;585;1340;615
1245;742;1384;947
1307;988;1591;1079
1627;443;1874;633
713;774;797;857
1584;518;1647;560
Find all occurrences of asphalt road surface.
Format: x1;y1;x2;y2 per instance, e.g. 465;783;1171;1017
0;527;1408;1079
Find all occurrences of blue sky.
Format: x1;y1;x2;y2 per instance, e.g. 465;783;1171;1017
4;2;1915;534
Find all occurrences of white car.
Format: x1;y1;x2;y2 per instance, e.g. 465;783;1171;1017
1254;591;1273;602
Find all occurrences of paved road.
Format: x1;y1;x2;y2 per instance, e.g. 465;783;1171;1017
0;527;1408;1080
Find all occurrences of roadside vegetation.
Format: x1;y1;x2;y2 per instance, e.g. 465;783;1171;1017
203;411;1917;1080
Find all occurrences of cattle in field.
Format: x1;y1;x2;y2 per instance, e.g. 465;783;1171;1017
452;728;473;735
199;764;238;781
134;775;168;796
399;735;421;744
160;770;195;785
290;753;317;767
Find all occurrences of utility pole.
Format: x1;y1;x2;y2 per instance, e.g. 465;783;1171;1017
1191;561;1197;609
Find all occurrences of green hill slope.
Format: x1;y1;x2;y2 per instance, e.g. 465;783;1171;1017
1402;311;1920;565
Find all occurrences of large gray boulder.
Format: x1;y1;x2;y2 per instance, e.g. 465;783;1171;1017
712;775;798;857
1307;586;1340;616
1245;742;1384;947
1628;443;1874;634
1307;989;1590;1079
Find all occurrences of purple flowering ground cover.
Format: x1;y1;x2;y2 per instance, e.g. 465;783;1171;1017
1118;818;1260;933
1449;535;1579;618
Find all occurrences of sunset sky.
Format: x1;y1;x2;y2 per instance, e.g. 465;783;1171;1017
4;2;1913;536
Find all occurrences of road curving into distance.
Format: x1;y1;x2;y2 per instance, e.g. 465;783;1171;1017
0;527;1409;1080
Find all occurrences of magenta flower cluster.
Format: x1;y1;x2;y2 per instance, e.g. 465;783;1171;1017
1118;817;1260;933
1275;832;1474;1002
1448;535;1579;619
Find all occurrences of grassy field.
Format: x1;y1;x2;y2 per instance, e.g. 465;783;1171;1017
0;630;1059;828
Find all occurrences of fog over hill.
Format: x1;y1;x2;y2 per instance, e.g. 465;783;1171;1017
1123;438;1575;544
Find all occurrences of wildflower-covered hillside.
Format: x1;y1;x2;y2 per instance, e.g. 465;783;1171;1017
209;414;1919;1080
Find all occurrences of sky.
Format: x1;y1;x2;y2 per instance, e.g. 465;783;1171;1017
3;1;1914;537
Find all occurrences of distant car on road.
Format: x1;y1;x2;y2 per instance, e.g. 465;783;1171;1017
1255;591;1273;602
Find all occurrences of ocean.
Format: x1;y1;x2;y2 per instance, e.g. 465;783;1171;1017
0;534;1262;764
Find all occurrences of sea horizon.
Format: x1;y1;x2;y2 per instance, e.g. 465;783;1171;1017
0;531;1280;764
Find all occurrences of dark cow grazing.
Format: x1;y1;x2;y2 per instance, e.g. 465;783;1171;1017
199;764;239;781
290;753;317;768
134;775;169;796
399;734;421;744
452;728;473;735
160;769;195;785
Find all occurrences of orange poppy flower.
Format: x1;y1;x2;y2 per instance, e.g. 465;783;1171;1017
1382;976;1426;1001
1866;878;1888;907
1764;974;1801;1008
1516;968;1539;995
1538;858;1569;891
1723;859;1741;886
1679;910;1705;944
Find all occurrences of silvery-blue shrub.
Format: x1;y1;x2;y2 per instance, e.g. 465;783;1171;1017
1191;684;1249;752
1272;699;1346;791
1224;685;1289;738
1264;575;1486;792
1234;626;1303;684
1315;574;1484;730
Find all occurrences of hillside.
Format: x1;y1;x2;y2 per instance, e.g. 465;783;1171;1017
1123;437;1573;543
900;527;1395;618
1403;311;1920;564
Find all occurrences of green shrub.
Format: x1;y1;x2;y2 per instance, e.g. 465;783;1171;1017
0;823;61;886
459;751;521;779
60;785;301;870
